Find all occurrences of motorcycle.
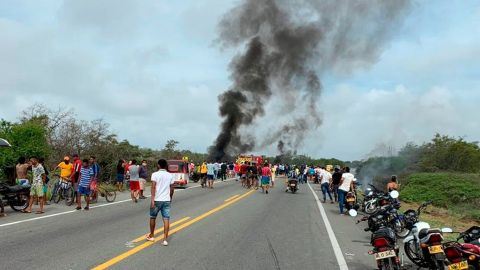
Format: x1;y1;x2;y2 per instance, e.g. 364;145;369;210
403;201;452;269
443;226;480;270
350;191;402;270
0;182;31;212
345;191;359;211
362;184;391;214
286;178;298;194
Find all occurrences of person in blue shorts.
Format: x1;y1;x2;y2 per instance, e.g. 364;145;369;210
76;159;93;210
147;159;175;246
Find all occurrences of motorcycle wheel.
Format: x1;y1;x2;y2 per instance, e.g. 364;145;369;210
394;219;410;239
404;239;429;268
379;258;393;270
105;191;116;202
432;255;446;270
64;187;74;206
9;194;29;211
291;188;297;194
365;201;377;214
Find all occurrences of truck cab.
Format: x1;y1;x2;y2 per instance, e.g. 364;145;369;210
167;160;189;188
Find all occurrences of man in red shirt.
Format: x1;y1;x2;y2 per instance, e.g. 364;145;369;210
72;154;82;185
239;162;248;188
234;163;240;181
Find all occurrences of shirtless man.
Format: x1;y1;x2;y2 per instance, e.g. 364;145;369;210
15;157;31;185
386;175;399;192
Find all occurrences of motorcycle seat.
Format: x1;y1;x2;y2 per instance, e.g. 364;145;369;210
6;184;30;193
371;227;396;245
419;228;442;240
462;243;480;255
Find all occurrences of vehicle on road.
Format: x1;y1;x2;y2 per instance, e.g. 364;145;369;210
350;191;402;270
403;201;452;269
362;184;391;215
443;226;480;270
0;182;30;211
167;160;190;188
345;190;359;211
286;178;298;193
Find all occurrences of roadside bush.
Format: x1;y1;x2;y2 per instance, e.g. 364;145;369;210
401;172;480;221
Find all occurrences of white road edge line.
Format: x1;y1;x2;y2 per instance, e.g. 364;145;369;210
307;181;349;270
0;178;235;228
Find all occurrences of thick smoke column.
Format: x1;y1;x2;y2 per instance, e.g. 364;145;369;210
209;0;411;160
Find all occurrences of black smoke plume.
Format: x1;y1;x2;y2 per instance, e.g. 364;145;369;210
209;0;411;161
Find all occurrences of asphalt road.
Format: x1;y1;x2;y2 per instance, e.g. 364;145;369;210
0;177;415;270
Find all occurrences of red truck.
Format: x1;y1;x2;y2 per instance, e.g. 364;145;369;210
167;160;190;188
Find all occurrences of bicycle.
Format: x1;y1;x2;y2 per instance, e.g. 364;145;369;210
50;175;74;206
90;181;116;203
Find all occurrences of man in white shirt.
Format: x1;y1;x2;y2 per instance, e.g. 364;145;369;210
147;159;175;246
320;167;334;204
338;167;355;215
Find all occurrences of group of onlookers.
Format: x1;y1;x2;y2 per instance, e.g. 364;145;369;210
12;155;100;214
115;159;148;202
282;164;357;215
197;161;230;188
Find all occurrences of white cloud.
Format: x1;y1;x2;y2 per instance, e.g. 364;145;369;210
305;85;479;160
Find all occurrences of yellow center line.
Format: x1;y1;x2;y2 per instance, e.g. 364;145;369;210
91;189;256;270
131;217;191;243
224;194;239;202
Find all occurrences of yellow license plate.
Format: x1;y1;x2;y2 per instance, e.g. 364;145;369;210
347;198;355;202
447;261;468;270
374;250;396;260
428;245;444;254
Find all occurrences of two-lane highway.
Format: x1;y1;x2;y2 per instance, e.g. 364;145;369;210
0;178;388;270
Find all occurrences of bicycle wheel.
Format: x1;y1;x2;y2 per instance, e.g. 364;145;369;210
105;191;116;202
64;186;74;206
53;186;62;204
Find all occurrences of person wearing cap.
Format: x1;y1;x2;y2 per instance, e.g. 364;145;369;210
54;156;74;181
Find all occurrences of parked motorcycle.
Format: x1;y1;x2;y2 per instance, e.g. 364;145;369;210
350;192;402;270
443;226;480;270
403;201;452;269
345;191;359;211
0;182;31;211
362;184;392;214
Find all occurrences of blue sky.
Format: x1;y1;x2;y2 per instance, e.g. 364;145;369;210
0;0;479;160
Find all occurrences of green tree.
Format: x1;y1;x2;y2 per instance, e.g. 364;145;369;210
0;119;49;181
161;140;180;159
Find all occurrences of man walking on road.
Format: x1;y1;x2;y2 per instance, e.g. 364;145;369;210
139;160;148;199
206;161;215;189
220;162;227;181
261;163;271;194
320;167;334;204
147;159;175;246
331;168;342;202
338;167;355;215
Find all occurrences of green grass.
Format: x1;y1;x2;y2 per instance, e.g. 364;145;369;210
401;172;480;222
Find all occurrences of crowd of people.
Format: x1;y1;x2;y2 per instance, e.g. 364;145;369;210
12;154;101;214
271;164;358;215
115;159;149;202
8;155;371;246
